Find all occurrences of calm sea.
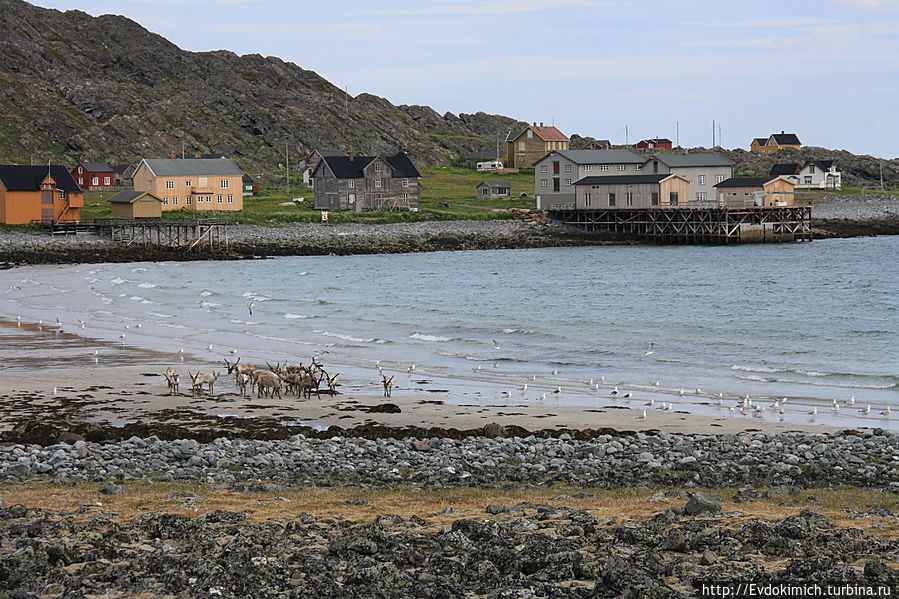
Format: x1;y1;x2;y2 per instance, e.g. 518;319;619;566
2;236;897;428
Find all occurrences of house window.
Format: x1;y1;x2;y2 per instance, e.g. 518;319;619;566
540;165;547;173
651;192;659;206
608;192;616;207
217;195;223;203
166;180;174;189
104;176;110;186
163;197;169;205
585;192;592;207
518;141;525;151
227;194;233;203
186;197;192;205
348;193;355;204
185;180;192;187
147;180;153;190
804;176;812;184
552;178;560;192
636;164;643;171
696;192;707;201
583;165;592;171
715;175;725;184
348;179;355;188
221;179;229;188
402;178;408;187
809;165;816;174
402;193;408;201
92;176;99;186
669;192;679;206
540;179;548;187
565;179;572;186
374;163;382;174
564;164;571;173
600;165;609;171
60;190;67;200
172;197;178;206
618;164;626;171
527;130;533;138
375;178;382;188
698;175;706;185
78;166;83;173
626;192;634;206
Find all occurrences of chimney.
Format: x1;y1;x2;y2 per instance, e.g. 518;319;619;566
540;122;544;127
781;130;785;134
533;122;537;127
349;151;354;161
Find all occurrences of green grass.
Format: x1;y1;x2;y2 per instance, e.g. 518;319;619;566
79;166;539;226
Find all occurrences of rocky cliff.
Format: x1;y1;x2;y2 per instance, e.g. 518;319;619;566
0;0;522;171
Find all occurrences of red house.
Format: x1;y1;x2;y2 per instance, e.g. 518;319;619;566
71;162;115;189
635;138;673;150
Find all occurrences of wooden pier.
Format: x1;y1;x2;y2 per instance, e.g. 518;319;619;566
43;218;229;251
548;206;812;243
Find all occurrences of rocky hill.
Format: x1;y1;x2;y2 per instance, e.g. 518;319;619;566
0;0;521;172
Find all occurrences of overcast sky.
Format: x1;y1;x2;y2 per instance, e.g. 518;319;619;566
36;0;899;158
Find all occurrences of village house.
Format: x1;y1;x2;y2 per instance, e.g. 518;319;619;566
533;149;646;209
304;149;344;188
71;161;115;189
573;174;690;209
769;163;801;184
635;138;673;152
586;140;612;150
714;176;796;207
106;190;163;219
476;181;511;200
797;161;841;190
131;158;244;212
642;153;734;204
750;132;802;154
312;151;421;211
0;165;83;224
242;174;257;196
506;123;569;168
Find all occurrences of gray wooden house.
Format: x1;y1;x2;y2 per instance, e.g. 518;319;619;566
476;181;511;200
312;151;422;211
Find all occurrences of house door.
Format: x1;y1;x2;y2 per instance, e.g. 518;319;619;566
41;190;54;222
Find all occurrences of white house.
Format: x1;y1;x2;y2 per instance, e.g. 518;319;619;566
796;161;841;190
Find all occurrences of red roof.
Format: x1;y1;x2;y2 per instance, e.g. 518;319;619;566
533;126;568;142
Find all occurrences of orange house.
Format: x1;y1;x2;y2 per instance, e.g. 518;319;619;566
0;165;83;224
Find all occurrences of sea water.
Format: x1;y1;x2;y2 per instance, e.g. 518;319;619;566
1;236;896;429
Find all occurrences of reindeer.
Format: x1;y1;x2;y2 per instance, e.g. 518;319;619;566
224;358;255;390
255;370;282;399
236;372;251;397
189;371;220;396
382;374;394;397
326;372;340;396
163;367;180;395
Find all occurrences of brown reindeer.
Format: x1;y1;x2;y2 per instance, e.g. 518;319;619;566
382;374;394;397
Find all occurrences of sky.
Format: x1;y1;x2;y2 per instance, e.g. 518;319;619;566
35;0;899;158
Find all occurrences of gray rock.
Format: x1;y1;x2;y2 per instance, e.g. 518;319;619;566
685;492;721;515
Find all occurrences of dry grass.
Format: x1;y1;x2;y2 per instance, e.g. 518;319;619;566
2;482;898;539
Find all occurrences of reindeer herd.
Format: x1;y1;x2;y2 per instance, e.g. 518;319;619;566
162;357;341;400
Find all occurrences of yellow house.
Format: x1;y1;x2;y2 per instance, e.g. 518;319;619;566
132;158;244;212
107;190;163;218
506;123;569;168
751;132;802;154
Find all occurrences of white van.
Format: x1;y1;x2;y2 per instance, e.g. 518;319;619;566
476;161;503;171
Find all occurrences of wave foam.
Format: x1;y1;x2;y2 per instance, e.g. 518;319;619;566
411;333;451;342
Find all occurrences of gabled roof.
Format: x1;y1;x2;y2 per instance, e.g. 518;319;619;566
242;174;254;183
507;124;569;143
714;177;774;188
806;160;834;170
752;138;768;146
770;163;801;176
385;154;421;178
467;150;498;161
318;153;421;179
78;161;113;172
477;180;511;188
640;138;672;145
107;190;162;204
111;164;132;175
649;153;734;168
546;149;645;165
771;133;801;146
574;174;685;186
141;158;242;177
0;165;81;193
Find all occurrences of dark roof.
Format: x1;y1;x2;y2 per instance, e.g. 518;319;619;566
467;150;498;160
771;133;801;146
197;153;228;160
0;165;82;193
111;164;132;175
641;138;672;145
714;177;773;188
79;161;113;172
142;158;242;176
548;149;645;165
477;180;511;188
574;174;674;186
107;190;161;204
808;160;834;170
770;163;800;176
752;137;768;146
242;174;254;183
385;154;421;178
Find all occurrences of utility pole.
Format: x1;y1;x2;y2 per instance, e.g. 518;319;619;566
712;119;716;147
718;123;722;149
286;141;290;196
880;160;884;191
676;121;679;148
625;125;628;146
181;139;185;160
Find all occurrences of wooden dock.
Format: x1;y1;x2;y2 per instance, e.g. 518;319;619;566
43;218;229;251
548;206;812;243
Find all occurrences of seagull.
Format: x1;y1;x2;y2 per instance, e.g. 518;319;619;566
610;387;619;397
52;387;57;395
229;348;238;354
809;407;817;416
599;376;605;383
408;363;416;373
539;393;546;401
492;362;499;368
778;406;785;415
679;388;686;396
247;299;257;315
56;317;61;324
644;343;654;356
695;388;702;394
623;392;632;399
636;410;647;420
666;403;673;412
860;405;871;415
653;381;660;387
119;333;126;339
552;369;558;376
492;340;501;349
655;401;666;410
832;404;840;413
716;398;723;406
553;387;561;394
593;383;600;391
846;396;855;406
521;384;528;391
589;378;594;385
136;324;142;329
94;349;99;355
880;406;891;416
644;399;655;406
531;375;537;382
206;344;213;351
717;392;723;398
503;390;512;398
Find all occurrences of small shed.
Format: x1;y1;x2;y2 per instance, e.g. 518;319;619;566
108;190;163;218
476;180;512;200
